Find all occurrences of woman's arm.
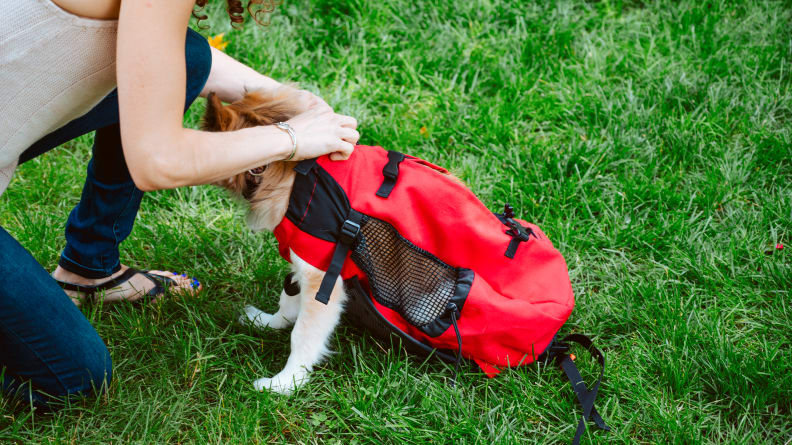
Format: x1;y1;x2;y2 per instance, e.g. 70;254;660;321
116;0;356;192
201;47;330;111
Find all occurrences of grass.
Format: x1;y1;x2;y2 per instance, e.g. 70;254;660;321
1;0;791;443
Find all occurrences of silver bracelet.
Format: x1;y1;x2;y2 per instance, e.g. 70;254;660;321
275;122;297;161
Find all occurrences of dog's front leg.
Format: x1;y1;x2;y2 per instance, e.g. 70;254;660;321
240;279;300;331
253;255;347;394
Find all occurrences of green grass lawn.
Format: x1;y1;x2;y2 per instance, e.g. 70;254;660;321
2;0;791;442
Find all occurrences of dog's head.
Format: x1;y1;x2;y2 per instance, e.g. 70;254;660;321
203;88;306;231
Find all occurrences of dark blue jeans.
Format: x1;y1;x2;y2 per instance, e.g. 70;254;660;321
0;29;211;407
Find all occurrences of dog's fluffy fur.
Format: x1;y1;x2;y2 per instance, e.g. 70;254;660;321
204;88;349;394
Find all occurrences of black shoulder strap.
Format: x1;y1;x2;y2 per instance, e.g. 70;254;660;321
553;334;610;444
375;151;405;198
314;209;364;304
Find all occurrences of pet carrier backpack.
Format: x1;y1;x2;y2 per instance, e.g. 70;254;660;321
273;145;609;443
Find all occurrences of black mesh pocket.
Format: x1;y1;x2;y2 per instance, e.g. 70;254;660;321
350;215;466;334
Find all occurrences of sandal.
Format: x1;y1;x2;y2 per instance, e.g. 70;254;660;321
55;268;194;306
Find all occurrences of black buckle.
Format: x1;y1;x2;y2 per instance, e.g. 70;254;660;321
501;204;535;259
506;220;533;241
503;203;515;219
339;219;361;245
501;203;533;240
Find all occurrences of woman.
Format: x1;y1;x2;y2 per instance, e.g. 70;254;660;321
0;0;358;406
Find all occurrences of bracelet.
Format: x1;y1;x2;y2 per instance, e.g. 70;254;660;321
275;122;297;161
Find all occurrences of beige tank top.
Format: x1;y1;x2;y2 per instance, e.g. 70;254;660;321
0;0;118;196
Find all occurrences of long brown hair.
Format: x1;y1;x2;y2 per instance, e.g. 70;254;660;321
194;0;283;26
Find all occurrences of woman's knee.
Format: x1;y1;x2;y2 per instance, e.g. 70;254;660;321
2;346;112;407
184;28;213;108
33;322;113;401
0;226;112;402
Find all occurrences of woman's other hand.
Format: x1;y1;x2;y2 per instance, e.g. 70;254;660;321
294;88;332;112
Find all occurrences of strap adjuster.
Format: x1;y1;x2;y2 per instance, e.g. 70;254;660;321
506;221;533;241
382;162;399;180
339;219;361;245
501;204;536;259
376;151;405;198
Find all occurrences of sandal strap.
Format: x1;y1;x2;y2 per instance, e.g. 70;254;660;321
89;268;144;291
55;268;140;300
141;272;176;298
57;281;100;299
55;268;178;305
122;270;178;306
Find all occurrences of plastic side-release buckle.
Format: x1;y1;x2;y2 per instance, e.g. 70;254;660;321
315;210;364;305
339;219;361;245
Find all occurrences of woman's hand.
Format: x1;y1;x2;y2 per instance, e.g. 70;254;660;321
290;87;332;112
286;107;359;161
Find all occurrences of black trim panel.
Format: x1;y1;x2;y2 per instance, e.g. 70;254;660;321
287;160;351;243
420;268;474;337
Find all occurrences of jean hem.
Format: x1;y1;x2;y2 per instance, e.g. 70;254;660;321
58;254;120;279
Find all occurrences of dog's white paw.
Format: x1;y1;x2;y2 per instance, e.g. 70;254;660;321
239;305;274;330
253;370;308;395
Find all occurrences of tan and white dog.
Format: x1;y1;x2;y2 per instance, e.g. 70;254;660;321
204;89;349;394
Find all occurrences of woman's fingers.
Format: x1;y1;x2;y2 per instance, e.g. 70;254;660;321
308;96;332;112
336;114;358;129
329;141;355;161
338;127;360;145
312;94;332;111
309;106;332;117
300;89;331;111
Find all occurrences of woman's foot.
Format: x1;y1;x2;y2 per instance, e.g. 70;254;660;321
52;265;202;306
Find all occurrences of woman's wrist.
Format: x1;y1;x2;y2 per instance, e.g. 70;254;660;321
274;122;298;161
258;124;294;161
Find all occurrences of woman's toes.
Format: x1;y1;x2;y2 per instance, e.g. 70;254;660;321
148;270;203;295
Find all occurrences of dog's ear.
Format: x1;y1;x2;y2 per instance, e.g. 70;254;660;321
202;92;237;131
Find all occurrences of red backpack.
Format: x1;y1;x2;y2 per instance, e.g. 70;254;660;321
274;145;609;443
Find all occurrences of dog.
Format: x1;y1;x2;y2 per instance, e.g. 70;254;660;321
204;88;350;394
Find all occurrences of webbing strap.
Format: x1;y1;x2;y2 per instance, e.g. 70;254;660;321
504;237;523;259
315;209;364;304
446;303;463;387
375;151;405;198
556;334;610;444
